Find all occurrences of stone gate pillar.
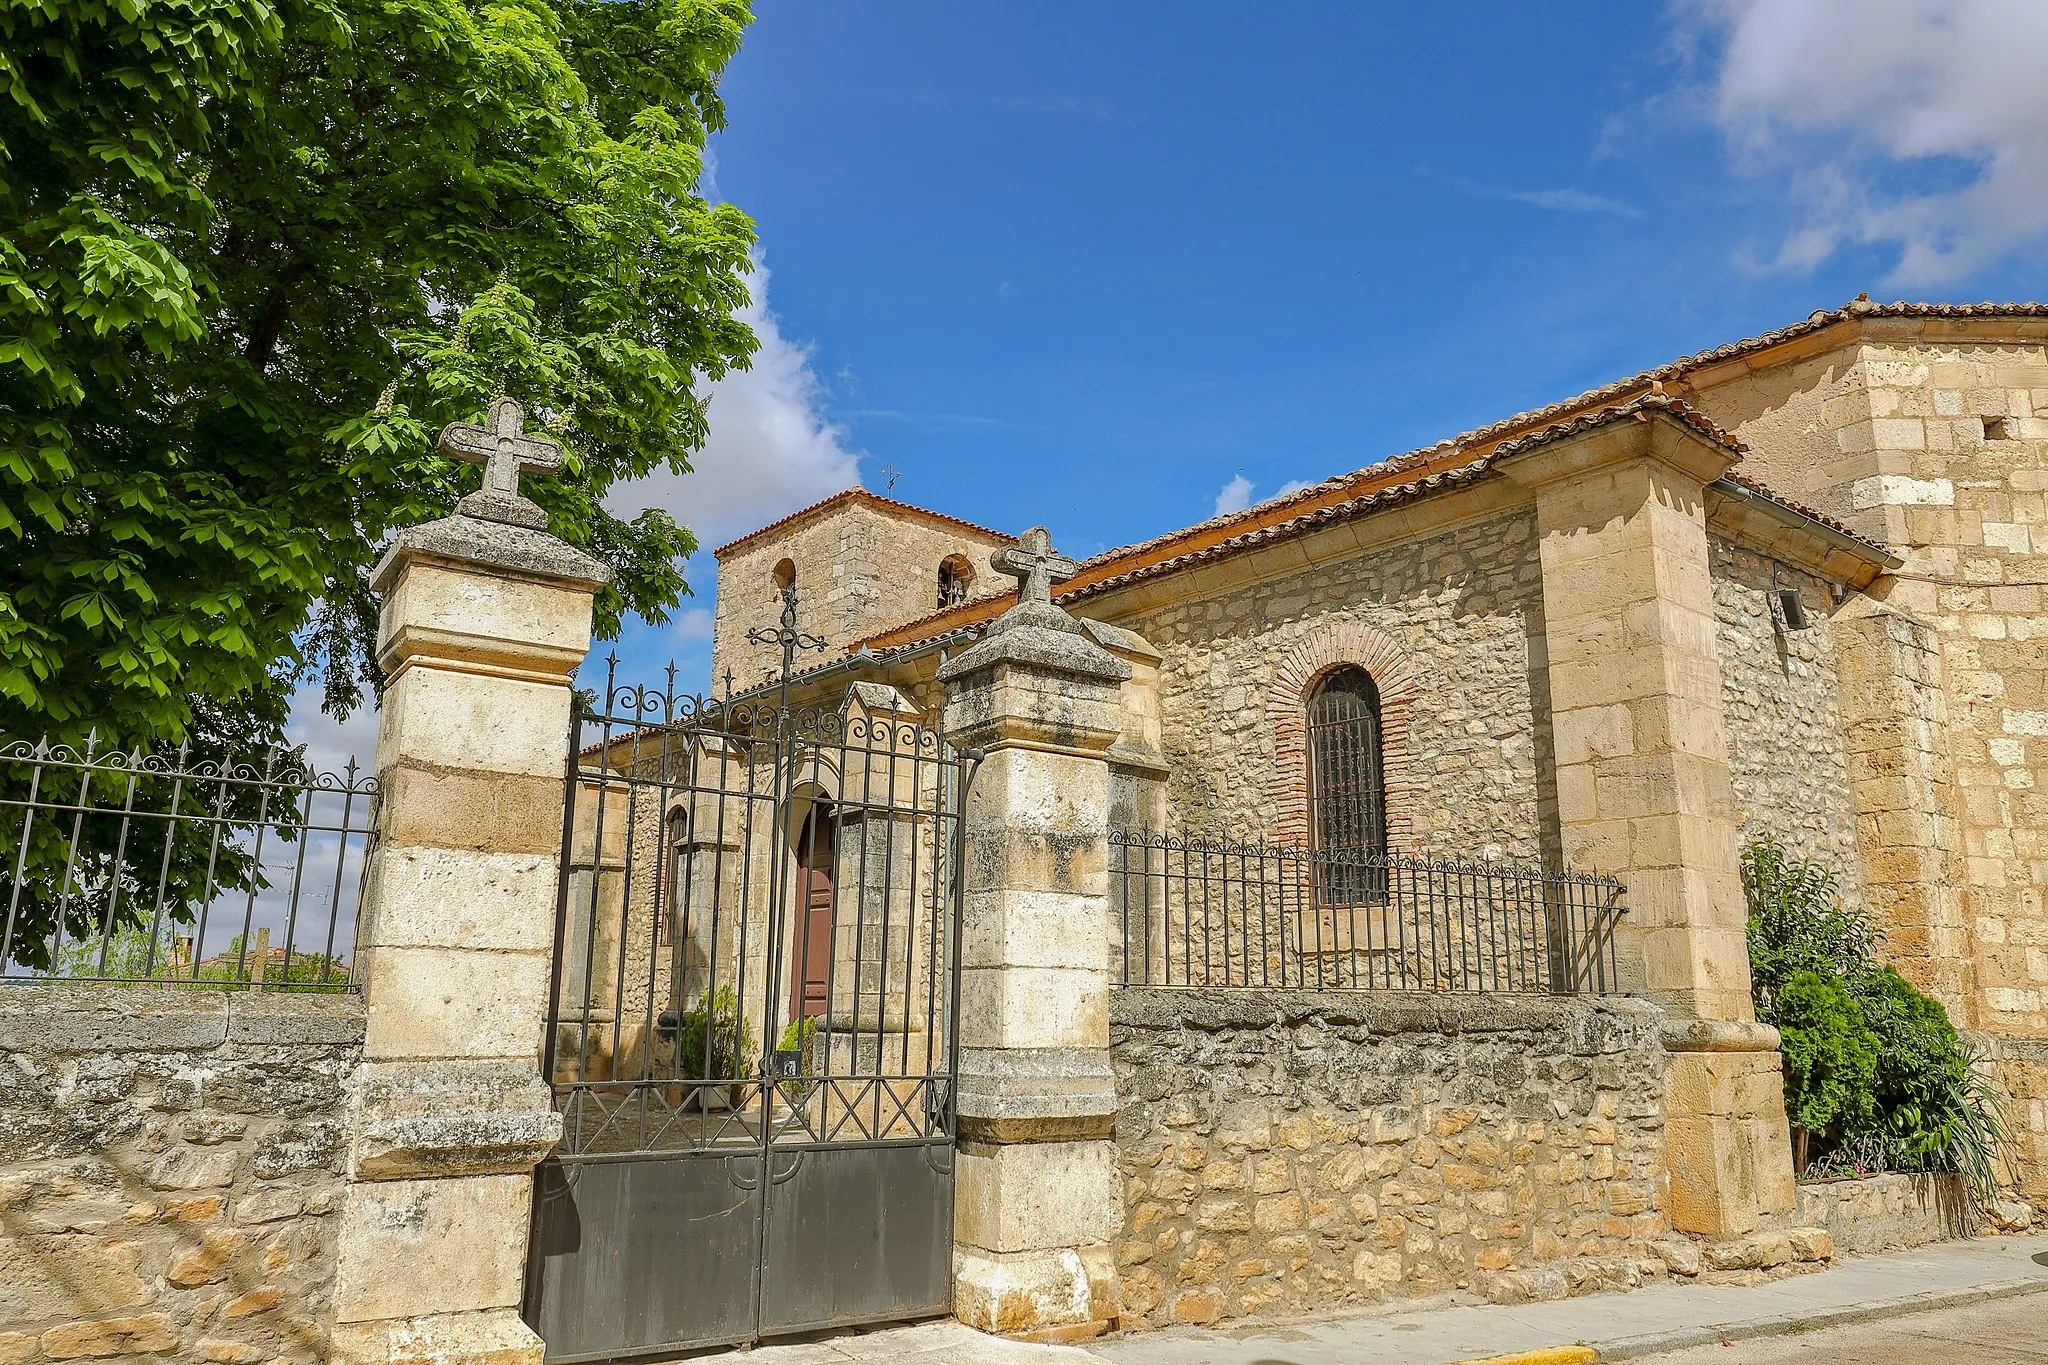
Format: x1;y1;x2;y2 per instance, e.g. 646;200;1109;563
938;529;1132;1339
331;402;610;1365
1502;401;1797;1239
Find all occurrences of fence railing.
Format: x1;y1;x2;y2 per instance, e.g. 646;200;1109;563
1110;830;1625;995
0;735;379;989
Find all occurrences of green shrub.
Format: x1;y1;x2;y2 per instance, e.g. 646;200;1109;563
672;987;755;1082
1774;970;1878;1139
778;1015;821;1062
1742;836;2017;1203
1743;834;1879;1015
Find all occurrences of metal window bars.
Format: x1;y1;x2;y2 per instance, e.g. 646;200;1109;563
0;734;379;989
1110;830;1626;995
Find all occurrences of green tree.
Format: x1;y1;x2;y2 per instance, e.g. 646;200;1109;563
1;0;755;963
1773;969;1879;1167
1742;836;2018;1199
0;0;757;752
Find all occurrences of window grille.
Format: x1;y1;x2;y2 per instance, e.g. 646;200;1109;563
1308;666;1387;903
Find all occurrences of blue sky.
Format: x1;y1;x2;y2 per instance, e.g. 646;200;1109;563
296;0;2048;766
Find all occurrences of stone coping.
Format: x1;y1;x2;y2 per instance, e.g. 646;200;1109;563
1659;1017;1782;1053
370;513;612;594
1108;986;1662;1037
0;981;366;1052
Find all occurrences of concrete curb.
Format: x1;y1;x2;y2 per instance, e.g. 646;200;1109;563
1590;1272;2048;1359
1449;1349;1598;1365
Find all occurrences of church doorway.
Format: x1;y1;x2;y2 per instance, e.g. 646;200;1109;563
789;798;836;1021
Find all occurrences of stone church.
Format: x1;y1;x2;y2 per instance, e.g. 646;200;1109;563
709;296;2048;1211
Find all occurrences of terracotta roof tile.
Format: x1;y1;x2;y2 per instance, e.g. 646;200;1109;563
763;297;2029;659
856;394;1746;650
1069;296;2046;573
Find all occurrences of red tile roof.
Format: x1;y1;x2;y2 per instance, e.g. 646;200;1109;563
741;296;2022;661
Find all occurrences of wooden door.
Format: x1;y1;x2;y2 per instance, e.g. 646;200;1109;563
789;804;835;1020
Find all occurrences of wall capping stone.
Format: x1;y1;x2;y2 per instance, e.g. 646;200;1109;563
1110;987;1664;1038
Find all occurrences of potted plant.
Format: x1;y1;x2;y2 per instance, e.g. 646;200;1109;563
669;987;754;1111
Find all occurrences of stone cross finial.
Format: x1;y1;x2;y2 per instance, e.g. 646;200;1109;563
438;397;565;529
991;526;1078;606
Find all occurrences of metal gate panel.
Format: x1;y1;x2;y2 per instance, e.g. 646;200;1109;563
759;1143;956;1337
525;1155;763;1362
524;594;975;1359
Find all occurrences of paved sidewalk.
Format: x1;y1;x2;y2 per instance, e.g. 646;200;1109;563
1621;1290;2048;1363
1086;1231;2048;1365
684;1234;2048;1364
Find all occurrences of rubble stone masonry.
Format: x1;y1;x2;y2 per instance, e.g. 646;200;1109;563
1709;540;1865;898
1109;990;1672;1328
1122;507;1549;860
0;987;362;1365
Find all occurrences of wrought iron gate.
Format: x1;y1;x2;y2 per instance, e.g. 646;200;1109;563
523;604;974;1360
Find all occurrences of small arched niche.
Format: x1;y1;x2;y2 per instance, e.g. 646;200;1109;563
937;554;974;609
772;557;796;594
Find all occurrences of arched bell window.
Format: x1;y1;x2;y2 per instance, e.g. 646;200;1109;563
1307;666;1387;902
937;554;974;609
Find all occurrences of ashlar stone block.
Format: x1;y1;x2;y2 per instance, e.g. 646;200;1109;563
957;1139;1120;1253
333;1175;533;1324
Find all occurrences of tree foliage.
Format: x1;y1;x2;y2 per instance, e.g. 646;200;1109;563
1743;835;2017;1202
1773;969;1878;1137
0;0;759;756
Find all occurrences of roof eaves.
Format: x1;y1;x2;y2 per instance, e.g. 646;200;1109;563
1072;297;2046;573
1715;470;1898;565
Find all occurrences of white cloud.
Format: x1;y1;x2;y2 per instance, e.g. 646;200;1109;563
1504;187;1645;219
285;684;379;781
1421;168;1646;220
1213;475;1254;517
605;256;862;552
1682;0;2048;285
670;606;714;644
1213;475;1315;519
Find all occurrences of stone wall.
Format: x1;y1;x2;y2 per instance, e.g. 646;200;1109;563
1709;539;1864;896
0;986;362;1365
1109;989;1671;1328
1120;507;1549;859
1792;1173;1970;1254
1697;328;2048;1044
1693;325;2048;1200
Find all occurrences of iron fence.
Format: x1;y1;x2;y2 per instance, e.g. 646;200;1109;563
0;734;379;989
1111;830;1625;994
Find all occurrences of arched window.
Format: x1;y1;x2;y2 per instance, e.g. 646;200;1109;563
937;554;973;609
658;806;689;947
772;558;796;594
1308;667;1387;902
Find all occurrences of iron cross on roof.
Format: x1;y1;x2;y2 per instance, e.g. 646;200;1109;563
747;587;827;686
438;397;565;529
991;526;1077;605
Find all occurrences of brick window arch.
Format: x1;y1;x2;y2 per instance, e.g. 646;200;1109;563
1268;621;1418;851
1309;667;1386;900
